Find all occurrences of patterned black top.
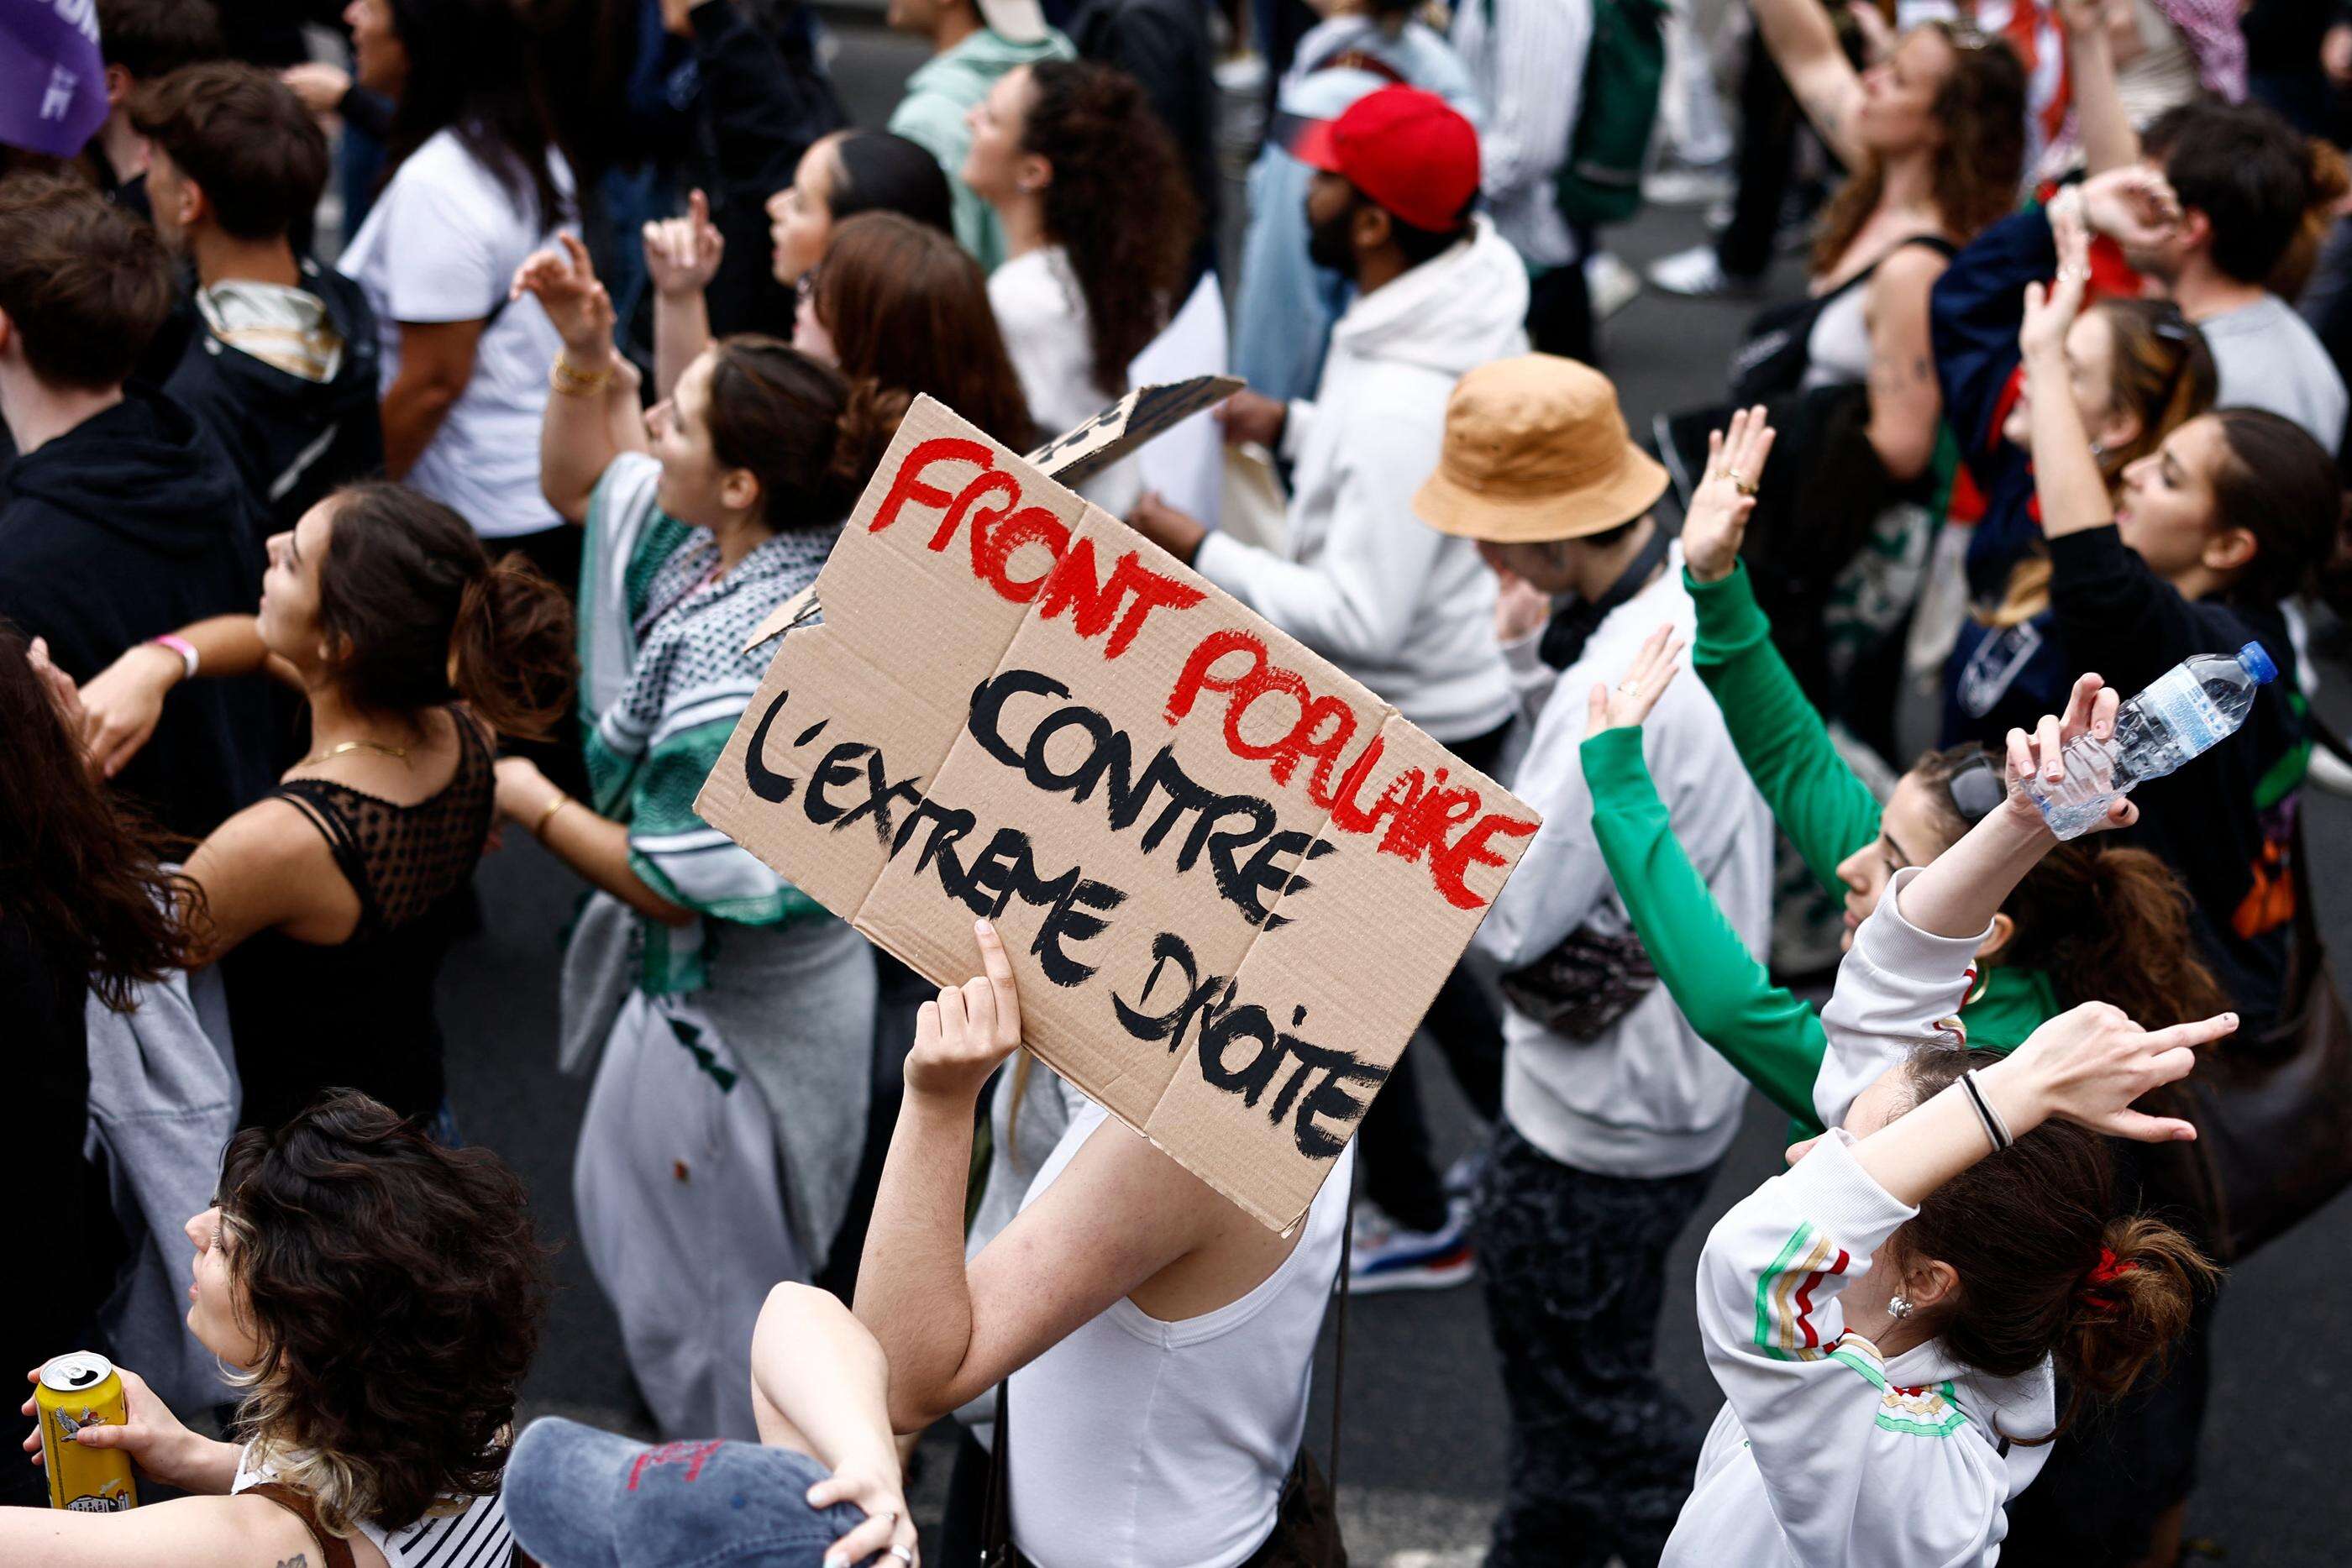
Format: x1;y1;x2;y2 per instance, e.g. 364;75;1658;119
223;710;494;1133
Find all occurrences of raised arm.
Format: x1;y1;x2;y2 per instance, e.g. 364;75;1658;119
2057;0;2138;176
853;920;1224;1431
645;190;723;402
512;235;644;524
2023;192;2113;540
747;1283;920;1568
1748;0;1867;170
1583;630;1833;1130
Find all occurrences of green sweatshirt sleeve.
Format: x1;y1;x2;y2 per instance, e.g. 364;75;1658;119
1688;562;1883;902
1581;726;1829;1134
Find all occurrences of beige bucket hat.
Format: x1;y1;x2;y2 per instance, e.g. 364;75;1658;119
1415;354;1670;543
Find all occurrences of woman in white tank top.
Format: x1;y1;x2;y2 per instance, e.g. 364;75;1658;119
855;920;1355;1568
4;1093;539;1568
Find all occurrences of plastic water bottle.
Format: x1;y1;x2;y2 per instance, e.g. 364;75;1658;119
2020;642;2279;840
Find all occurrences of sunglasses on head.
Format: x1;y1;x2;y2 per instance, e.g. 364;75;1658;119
1945;753;2008;826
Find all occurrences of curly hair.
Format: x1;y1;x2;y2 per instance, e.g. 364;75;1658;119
1020;60;1195;399
1812;24;2027;275
217;1092;549;1537
0;623;198;1010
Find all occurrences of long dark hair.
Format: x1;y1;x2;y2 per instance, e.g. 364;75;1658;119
1911;745;2231;1028
315;484;575;740
1020;60;1194;398
218;1091;549;1535
1893;1047;2218;1442
0;624;198;1010
812;212;1037;448
703;335;896;529
381;0;570;230
1811;24;2026;273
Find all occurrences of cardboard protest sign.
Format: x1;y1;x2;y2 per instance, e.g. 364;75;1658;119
696;387;1541;1230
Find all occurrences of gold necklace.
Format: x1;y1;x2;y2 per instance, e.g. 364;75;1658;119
302;738;411;767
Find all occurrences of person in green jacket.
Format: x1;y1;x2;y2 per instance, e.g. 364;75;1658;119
1570;407;2230;1134
885;0;1074;272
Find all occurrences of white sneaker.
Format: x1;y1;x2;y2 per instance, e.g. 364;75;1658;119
1646;243;1765;300
1348;1203;1476;1295
1585;250;1643;321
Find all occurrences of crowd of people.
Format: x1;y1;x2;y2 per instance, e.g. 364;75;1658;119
6;0;2352;1564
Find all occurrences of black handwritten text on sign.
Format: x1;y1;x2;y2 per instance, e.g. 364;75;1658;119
737;679;1384;1162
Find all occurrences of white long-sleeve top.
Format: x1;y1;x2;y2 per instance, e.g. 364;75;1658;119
1474;548;1773;1176
1450;0;1588;268
1192;218;1525;745
1813;865;1989;1132
1666;1132;2055;1568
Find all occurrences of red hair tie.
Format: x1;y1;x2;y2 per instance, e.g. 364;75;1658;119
2078;1246;2134;1313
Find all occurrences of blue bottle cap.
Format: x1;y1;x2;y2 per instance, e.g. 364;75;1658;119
2238;642;2278;684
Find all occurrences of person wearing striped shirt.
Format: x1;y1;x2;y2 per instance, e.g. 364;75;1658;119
1665;693;2222;1567
1449;0;1593;357
4;1093;538;1568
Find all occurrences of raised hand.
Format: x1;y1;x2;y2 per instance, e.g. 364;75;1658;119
1680;404;1775;585
1583;622;1686;738
2004;1000;2234;1142
509;233;616;364
643;189;725;301
2003;669;2134;833
2020;191;2093;363
2076;165;2181;253
903;919;1024;1103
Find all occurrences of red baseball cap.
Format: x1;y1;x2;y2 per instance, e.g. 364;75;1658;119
1289;86;1481;233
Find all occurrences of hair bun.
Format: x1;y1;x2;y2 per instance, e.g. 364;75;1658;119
825;376;900;511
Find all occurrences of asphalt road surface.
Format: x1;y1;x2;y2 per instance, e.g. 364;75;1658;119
443;23;2352;1564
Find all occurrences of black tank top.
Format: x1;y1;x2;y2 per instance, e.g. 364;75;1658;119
223;711;494;1134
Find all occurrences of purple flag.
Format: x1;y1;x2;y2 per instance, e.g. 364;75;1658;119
0;0;108;160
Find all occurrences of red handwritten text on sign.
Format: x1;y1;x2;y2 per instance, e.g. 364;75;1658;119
864;438;1537;911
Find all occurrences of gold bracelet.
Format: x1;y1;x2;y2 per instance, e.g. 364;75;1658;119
549;350;614;397
533;792;572;838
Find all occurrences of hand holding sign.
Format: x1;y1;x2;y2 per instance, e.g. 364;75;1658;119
907;919;1027;1104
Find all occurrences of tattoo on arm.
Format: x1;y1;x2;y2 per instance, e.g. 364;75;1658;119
274;1555;309;1568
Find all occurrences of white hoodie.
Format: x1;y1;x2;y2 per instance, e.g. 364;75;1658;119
1193;216;1529;744
1664;867;2056;1568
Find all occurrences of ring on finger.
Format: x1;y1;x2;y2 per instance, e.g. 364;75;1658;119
1617;681;1641;696
1726;468;1758;497
890;1548;916;1565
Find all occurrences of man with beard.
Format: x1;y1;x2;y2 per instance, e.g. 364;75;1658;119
1127;86;1530;1295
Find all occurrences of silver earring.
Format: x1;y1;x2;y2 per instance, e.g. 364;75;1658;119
1888;1295;1914;1320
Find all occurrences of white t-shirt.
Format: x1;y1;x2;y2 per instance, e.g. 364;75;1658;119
340;128;575;538
1005;1098;1353;1568
989;244;1142;516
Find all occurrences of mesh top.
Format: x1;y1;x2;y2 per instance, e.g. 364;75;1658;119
270;709;496;942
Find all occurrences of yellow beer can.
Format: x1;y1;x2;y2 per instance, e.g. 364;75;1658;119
35;1351;138;1512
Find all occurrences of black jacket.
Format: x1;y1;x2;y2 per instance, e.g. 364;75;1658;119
0;391;279;842
2048;525;2304;1029
165;260;386;536
689;0;848;337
